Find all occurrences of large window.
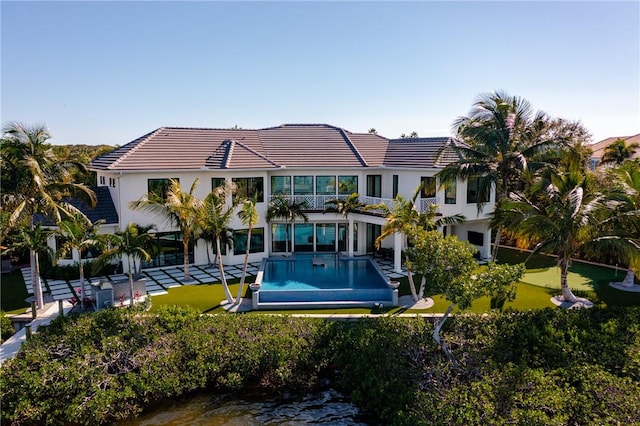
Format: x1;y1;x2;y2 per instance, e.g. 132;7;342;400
294;176;314;195
338;223;357;252
420;177;436;198
366;224;381;253
294;223;314;252
233;228;265;255
316;176;336;195
233;177;264;202
271;176;291;195
338;175;358;195
316;223;336;252
271;223;291;253
467;231;484;246
142;231;193;268
211;177;226;191
466;177;490;204
148;178;179;199
445;179;457;204
366;175;381;197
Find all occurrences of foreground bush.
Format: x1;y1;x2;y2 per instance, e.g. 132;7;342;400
1;306;639;425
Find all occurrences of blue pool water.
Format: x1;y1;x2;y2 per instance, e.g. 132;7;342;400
256;254;394;307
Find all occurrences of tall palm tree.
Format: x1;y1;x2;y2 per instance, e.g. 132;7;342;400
93;222;154;306
601;138;639;165
56;213;106;308
323;192;364;253
1;122;95;308
499;164;640;303
437;92;584;258
129;178;202;282
266;195;309;254
5;223;54;307
201;184;238;304
236;196;259;303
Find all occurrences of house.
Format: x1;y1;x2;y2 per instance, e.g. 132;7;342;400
87;124;495;273
589;134;640;168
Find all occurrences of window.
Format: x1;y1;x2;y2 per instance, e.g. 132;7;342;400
392;175;399;198
366;175;382;197
294;176;314;195
99;176;105;185
338;223;358;252
316;223;336;252
466;177;490;204
148;178;179;199
420;177;436;198
467;231;484;246
141;231;193;268
338;175;358;195
212;177;226;191
109;178;116;188
271;176;291;195
271;223;291;252
294;223;314;252
316;176;336;195
445;179;457;204
232;177;264;202
55;236;73;260
81;246;102;260
233;228;264;255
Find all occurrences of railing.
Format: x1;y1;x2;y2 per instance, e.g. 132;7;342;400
268;195;440;214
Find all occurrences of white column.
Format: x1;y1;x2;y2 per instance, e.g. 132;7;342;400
347;218;354;257
483;228;492;260
394;232;403;273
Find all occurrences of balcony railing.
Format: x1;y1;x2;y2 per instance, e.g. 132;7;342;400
268;195;439;215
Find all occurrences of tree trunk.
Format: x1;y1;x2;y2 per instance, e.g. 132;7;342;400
432;303;459;369
217;237;235;304
560;259;577;302
407;270;419;302
236;228;252;304
285;223;290;254
79;261;87;310
32;250;44;310
183;235;190;282
418;276;427;300
127;255;135;306
491;225;502;260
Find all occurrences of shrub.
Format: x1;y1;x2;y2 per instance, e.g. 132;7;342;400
1;311;14;343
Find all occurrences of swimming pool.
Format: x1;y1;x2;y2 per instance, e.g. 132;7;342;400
252;253;398;310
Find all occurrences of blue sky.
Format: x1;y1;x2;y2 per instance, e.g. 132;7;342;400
2;1;638;146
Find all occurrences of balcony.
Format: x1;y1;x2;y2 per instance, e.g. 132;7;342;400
267;195;439;215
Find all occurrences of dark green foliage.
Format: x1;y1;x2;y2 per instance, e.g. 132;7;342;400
0;311;14;342
2;307;640;425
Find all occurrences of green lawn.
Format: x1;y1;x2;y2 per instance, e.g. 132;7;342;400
3;248;639;315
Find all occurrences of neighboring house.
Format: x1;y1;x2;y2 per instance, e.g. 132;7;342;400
88;124;495;273
589;134;640;168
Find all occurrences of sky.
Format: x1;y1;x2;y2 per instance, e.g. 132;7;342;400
1;1;639;146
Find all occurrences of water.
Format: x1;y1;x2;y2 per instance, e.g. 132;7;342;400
120;389;370;425
261;255;388;291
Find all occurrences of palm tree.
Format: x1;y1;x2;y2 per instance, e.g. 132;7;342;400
236;196;259;303
323;192;364;253
5;223;54;307
93;222;154;305
129;178;202;282
499;164;640;303
266;194;309;254
437;92;584;258
1;122;96;308
601;138;639;165
200;184;238;304
56;213;106;308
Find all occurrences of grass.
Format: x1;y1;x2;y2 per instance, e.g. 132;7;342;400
2;248;639;315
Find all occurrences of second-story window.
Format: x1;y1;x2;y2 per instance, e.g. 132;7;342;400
466;177;490;204
316;176;336;195
420;177;436;198
232;177;264;202
271;176;291;195
212;177;226;191
445;178;457;204
338;175;358;195
392;175;399;198
294;176;314;195
366;175;381;197
148;178;179;199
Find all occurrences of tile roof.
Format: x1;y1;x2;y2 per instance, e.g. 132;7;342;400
384;137;464;168
36;186;119;226
590;134;640;160
91;124;463;171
